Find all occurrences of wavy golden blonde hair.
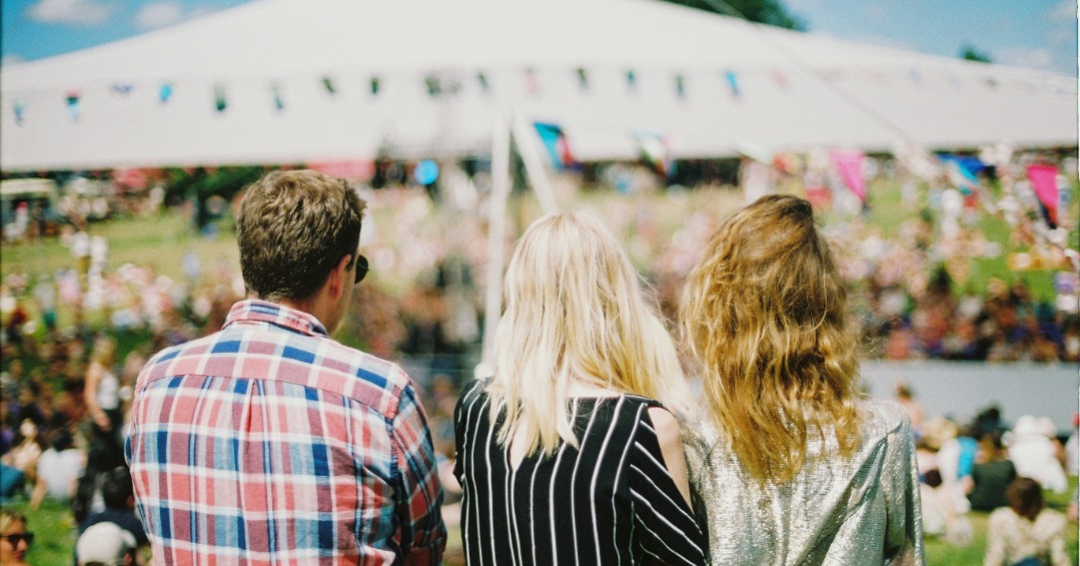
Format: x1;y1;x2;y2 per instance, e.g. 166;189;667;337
487;209;692;457
680;195;863;483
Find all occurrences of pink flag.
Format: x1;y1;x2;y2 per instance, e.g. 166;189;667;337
1026;164;1059;213
831;149;866;201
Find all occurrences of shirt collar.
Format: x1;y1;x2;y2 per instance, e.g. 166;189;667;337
223;299;329;337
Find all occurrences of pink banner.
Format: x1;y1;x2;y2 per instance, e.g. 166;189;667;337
1026;164;1059;212
831;149;866;201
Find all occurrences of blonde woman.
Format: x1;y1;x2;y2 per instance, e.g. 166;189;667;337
680;195;924;565
454;210;706;566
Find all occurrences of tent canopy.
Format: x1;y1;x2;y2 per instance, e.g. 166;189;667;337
2;0;1075;171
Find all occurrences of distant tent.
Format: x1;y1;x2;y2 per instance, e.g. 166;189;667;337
1;0;1075;171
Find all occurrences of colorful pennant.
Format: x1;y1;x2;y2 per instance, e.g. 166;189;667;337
271;83;285;111
159;83;174;104
13;100;25;126
65;91;81;122
634;131;675;178
214;85;227;113
724;70;740;98
576;68;589;91
1027;164;1060;228
830;149;866;202
533;122;577;170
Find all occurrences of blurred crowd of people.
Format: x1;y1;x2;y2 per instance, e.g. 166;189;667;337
899;387;1078;564
0;156;1077;563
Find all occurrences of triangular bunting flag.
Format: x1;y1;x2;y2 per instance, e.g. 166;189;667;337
1027;164;1060;228
533;122;577;170
724;70;740;98
13;100;25;126
830;149;866;202
634;132;676;178
159;83;173;104
65;92;81;122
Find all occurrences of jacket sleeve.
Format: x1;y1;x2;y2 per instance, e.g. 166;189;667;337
884;407;926;566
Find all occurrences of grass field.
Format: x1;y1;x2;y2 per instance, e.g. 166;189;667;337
8;478;1077;565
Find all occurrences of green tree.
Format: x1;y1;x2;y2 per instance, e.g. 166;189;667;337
959;43;992;63
662;0;805;30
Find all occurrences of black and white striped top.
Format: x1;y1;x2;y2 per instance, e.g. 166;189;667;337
453;379;707;566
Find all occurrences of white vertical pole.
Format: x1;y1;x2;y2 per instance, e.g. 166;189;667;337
512;111;559;215
479;109;513;375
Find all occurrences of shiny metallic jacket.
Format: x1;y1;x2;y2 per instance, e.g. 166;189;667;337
683;399;925;565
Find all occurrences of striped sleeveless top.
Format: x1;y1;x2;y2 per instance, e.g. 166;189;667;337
453;379;707;566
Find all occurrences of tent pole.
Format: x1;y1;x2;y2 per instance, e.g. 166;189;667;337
478;108;513;377
512;111;558;215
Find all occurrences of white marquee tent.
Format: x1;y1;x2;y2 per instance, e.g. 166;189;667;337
1;0;1076;171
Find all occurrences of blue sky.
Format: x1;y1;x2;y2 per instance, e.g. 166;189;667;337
2;0;1077;76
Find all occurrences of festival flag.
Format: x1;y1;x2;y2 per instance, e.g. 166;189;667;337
322;77;337;95
634;131;676;178
13;100;25;126
271;83;285;111
830;149;866;202
213;85;227;113
424;74;441;97
159;83;174;104
771;69;788;89
724;70;740;98
576;68;589;91
939;154;985;194
65;92;81;122
525;68;540;95
1027;164;1060;228
533;122;577;170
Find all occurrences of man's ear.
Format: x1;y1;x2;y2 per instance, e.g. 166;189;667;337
327;254;352;299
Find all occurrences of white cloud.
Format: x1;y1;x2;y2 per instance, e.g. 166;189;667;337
26;0;113;26
994;47;1056;70
1049;0;1077;21
135;1;185;30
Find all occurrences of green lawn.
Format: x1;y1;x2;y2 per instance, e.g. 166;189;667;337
9;483;1077;566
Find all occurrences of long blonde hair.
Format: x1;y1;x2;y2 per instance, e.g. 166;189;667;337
487;209;692;457
681;195;863;483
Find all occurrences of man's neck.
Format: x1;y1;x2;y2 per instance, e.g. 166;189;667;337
272;296;331;330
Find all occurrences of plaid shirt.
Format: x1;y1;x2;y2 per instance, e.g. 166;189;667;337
126;300;445;566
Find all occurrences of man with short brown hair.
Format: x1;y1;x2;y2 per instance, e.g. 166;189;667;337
126;169;445;565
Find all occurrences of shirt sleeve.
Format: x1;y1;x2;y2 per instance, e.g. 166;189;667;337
884;408;926;566
629;405;707;566
392;383;446;566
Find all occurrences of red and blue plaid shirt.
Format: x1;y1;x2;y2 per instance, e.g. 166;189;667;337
126;300;445;565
